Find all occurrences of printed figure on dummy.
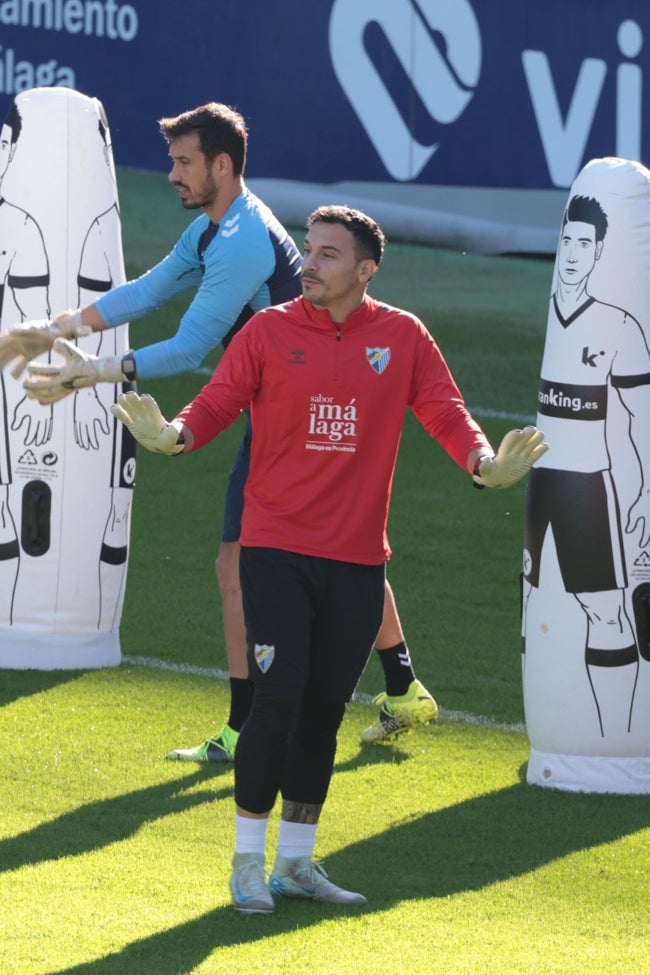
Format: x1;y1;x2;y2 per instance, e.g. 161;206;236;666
0;87;134;669
74;110;135;634
0;99;50;628
523;157;650;792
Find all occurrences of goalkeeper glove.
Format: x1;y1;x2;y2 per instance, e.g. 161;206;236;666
473;426;548;488
110;390;185;455
0;310;92;378
23;337;128;405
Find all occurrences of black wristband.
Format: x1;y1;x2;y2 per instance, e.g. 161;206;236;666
472;454;491;490
121;352;137;382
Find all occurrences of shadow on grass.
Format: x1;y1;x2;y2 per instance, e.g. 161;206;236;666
43;780;650;975
0;668;86;708
2;743;407;876
0;771;230;873
335;742;411;772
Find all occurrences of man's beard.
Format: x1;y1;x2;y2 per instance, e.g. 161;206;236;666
180;173;218;210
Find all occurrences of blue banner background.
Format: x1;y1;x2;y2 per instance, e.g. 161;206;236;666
0;0;646;190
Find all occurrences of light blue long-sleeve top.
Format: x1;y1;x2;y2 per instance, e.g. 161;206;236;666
96;189;302;379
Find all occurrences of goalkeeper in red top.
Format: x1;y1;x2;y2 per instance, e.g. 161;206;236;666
42;206;547;913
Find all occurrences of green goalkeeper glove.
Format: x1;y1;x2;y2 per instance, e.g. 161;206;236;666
473;426;548;488
0;310;92;378
23;337;127;405
110;390;185;455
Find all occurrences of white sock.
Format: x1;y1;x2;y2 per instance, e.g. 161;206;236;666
234;814;269;855
276;819;318;861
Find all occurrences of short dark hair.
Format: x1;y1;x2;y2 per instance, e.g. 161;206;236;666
3;101;22;144
563;195;608;243
158;102;248;175
306;205;385;265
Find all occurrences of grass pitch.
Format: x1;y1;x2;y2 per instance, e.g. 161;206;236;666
2;168;650;975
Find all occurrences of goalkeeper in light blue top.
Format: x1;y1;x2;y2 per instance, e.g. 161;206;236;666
0;102;302;767
95;187;301;379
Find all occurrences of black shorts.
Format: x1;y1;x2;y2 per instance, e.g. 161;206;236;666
239;546;385;702
221;414;252;543
524;467;627;592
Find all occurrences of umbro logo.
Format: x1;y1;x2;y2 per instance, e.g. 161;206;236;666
289;348;306;364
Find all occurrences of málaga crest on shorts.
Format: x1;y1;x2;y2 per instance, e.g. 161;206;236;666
254;643;275;673
366;347;391;374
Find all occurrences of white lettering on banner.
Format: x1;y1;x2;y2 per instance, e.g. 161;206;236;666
616;19;643;162
0;0;138;40
0;45;74;91
330;1;643;191
328;0;481;181
522;19;643;188
522;51;606;190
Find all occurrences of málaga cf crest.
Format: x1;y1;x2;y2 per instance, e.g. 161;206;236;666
254;643;275;673
366;347;391;374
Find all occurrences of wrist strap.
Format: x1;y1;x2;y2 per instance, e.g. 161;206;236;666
472;454;492;490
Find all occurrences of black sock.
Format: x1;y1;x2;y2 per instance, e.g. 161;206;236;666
375;641;416;696
227;677;254;731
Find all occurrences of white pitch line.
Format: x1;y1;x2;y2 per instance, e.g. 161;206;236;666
469;406;537;425
122;653;526;735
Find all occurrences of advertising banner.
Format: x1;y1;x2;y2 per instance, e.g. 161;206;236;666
0;0;646;191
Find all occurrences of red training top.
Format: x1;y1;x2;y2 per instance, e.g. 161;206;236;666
176;295;491;564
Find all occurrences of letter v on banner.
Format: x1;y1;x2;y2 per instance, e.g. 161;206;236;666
328;0;481;181
522;50;607;188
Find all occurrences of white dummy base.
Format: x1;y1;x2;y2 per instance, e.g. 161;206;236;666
0;631;121;670
527;748;650;794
